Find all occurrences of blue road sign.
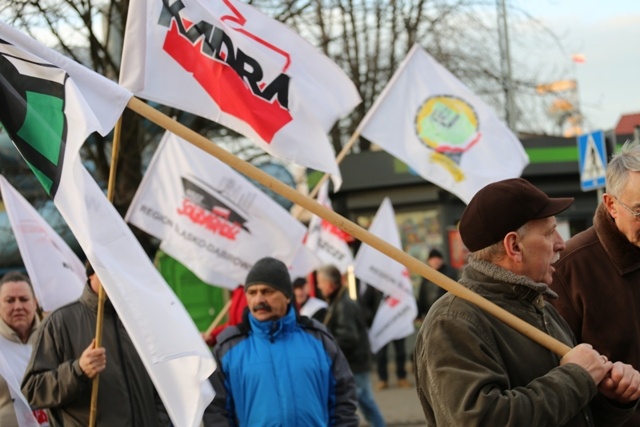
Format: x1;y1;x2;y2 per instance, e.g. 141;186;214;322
577;130;607;192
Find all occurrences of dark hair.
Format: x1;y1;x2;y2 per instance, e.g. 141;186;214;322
0;271;35;296
428;249;443;260
0;271;31;286
292;277;307;288
85;260;94;279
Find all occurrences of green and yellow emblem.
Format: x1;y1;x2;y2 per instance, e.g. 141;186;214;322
415;95;481;182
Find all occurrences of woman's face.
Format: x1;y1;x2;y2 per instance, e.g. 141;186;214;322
0;281;37;341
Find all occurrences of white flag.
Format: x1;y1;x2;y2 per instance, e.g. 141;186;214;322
0;176;84;312
120;0;362;189
304;181;354;273
354;198;417;352
287;244;322;281
126;131;308;288
0;23;214;427
359;44;529;204
0;340;39;427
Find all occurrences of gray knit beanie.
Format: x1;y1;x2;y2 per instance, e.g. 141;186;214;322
244;257;293;299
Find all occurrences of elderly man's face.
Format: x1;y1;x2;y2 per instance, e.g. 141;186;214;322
0;281;37;340
316;272;338;300
605;171;640;247
518;216;565;285
245;284;290;321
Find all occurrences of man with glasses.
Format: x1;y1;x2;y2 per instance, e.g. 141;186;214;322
551;140;640;426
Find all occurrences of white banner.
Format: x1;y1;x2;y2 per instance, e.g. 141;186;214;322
0;176;84;312
126;131;307;288
354;198;416;352
359;44;529;204
304;181;353;274
120;0;362;189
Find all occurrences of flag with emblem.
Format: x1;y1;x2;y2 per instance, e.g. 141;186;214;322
119;0;361;189
0;22;214;427
358;44;529;204
126;130;308;288
354;198;417;352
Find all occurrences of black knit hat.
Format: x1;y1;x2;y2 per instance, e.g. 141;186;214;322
459;178;573;252
244;257;293;299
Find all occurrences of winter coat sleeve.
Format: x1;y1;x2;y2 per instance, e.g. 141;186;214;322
415;308;635;426
21;316;90;408
310;322;358;426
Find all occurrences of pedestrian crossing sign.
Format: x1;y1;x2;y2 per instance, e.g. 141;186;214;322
577;130;607;192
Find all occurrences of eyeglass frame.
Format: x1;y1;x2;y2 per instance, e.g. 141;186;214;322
612;195;640;219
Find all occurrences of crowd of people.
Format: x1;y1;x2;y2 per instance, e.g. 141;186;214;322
2;140;640;426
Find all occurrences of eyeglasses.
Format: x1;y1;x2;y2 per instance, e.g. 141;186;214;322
613;195;640;220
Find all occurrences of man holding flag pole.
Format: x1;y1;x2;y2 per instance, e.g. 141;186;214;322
414;178;640;425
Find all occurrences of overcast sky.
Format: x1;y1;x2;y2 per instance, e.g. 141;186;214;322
514;0;640;132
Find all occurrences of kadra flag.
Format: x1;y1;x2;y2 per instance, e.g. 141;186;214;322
354;198;417;352
304;181;354;274
0;175;84;312
358;44;529;204
0;22;214;427
126;131;308;288
120;0;362;189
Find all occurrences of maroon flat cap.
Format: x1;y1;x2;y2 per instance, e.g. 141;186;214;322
459;178;574;252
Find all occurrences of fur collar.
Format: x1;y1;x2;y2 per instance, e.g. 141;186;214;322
467;257;558;299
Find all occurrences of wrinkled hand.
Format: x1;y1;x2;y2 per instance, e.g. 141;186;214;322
561;343;612;385
598;361;640;403
79;339;106;379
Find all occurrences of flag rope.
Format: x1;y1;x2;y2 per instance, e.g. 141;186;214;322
126;96;572;358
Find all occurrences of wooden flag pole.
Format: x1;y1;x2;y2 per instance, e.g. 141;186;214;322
88;116;123;427
126;97;572;357
204;299;232;337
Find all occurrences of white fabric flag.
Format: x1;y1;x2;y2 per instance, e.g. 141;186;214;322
287;244;322;281
0;175;84;312
120;0;362;189
0;23;214;427
0;338;40;427
126;131;308;288
359;44;529;204
353;198;417;352
0;363;39;427
304;181;354;274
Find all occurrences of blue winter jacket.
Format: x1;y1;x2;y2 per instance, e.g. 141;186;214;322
203;305;358;426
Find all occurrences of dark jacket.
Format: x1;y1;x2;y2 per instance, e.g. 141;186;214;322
414;257;636;426
417;262;457;318
551;203;640;426
21;285;166;427
205;305;358;426
324;287;372;374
